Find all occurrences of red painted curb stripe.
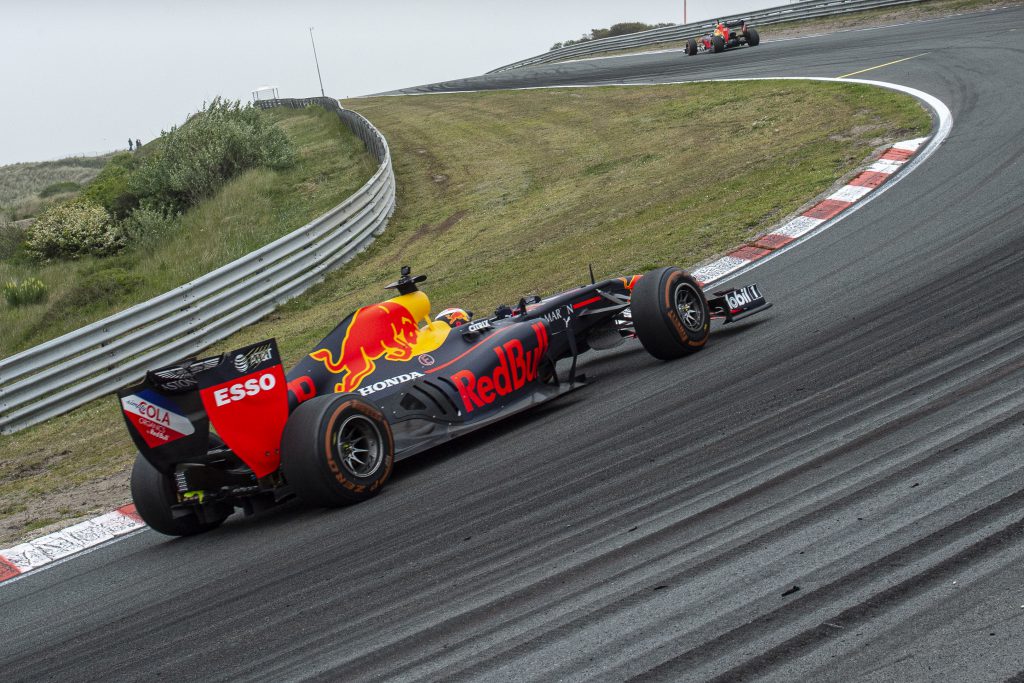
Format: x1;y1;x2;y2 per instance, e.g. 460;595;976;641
752;233;796;250
848;170;892;188
0;556;20;581
803;199;853;221
116;504;142;523
728;245;772;261
880;147;914;161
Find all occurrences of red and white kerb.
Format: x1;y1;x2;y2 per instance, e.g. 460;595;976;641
0;505;145;583
691;137;927;285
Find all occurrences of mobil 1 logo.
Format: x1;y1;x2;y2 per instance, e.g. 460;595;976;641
725;284;764;311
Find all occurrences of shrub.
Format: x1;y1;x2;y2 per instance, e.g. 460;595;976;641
79;152;139;219
3;277;48;307
39;181;83;198
58;266;142;310
122;206;177;243
130;97;295;214
556;21;674;48
0;219;26;259
5;197;45;222
24;200;125;260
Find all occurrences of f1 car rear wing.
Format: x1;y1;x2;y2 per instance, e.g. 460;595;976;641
118;339;289;478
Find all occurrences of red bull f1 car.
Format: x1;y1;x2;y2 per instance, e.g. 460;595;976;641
685;19;760;55
118;266;771;536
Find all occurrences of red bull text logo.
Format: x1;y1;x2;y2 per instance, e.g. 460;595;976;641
449;322;549;413
310;301;420;393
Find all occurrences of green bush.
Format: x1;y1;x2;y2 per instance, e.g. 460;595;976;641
58;266;142;310
555;21;673;49
0;220;26;259
129;97;295;214
24;200;125;260
38;181;83;198
3;277;48;307
79;152;139;219
122;206;177;243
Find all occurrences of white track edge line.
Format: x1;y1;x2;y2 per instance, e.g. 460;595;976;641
697;77;952;288
0;78;952;587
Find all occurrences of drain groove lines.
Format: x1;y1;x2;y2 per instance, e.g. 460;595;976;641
298;337;1024;682
642;498;1024;683
321;271;1024;681
434;402;1024;682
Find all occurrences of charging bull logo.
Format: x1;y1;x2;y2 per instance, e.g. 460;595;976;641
310;301;420;393
449;322;549;413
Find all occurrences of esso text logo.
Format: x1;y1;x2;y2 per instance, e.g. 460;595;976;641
213;372;277;407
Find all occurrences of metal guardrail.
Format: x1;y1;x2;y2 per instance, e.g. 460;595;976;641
489;0;927;72
0;97;395;434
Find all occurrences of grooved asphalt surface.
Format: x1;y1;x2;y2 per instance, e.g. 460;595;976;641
4;8;1024;682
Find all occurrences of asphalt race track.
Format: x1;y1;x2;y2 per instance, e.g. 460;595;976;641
3;8;1023;682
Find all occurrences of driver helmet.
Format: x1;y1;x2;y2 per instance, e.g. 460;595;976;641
436;307;472;327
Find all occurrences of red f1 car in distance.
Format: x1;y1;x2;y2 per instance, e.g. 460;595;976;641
686;19;760;55
118;265;771;536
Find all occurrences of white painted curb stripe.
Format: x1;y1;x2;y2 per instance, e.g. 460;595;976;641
0;505;143;581
695;78;953;289
774;215;826;238
692;130;930;284
830;184;874;203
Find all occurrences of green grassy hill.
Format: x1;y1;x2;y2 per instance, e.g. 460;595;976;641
0;154;114;222
0;81;929;544
0;106;378;356
0;155;112;206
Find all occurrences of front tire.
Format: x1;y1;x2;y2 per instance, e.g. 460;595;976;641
712;35;725;53
280;393;395;507
744;27;760;46
631;267;710;360
130;454;230;536
686;38;698;56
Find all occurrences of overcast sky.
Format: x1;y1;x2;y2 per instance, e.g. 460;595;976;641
0;0;776;166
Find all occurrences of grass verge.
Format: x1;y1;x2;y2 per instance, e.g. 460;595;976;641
0;81;930;545
0;106;377;356
547;0;1023;64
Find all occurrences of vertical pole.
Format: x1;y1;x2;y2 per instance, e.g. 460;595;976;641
684;0;687;24
309;26;325;97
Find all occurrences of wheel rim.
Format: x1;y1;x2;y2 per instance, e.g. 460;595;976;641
673;282;706;333
334;415;384;478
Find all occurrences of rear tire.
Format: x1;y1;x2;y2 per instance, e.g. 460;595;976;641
745;27;760;46
280;393;395;507
686;38;698;56
130;454;230;536
631;267;710;360
712;35;725;53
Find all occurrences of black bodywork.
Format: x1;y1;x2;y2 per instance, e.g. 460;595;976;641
118;267;770;517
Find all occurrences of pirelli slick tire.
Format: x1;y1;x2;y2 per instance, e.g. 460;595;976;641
745;27;760;46
130;453;230;536
712;35;725;53
686;38;699;56
631;267;711;360
281;393;395;507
